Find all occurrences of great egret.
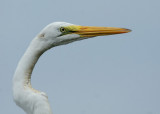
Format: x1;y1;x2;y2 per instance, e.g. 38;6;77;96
13;22;131;114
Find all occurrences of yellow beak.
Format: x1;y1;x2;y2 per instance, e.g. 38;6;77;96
68;25;131;37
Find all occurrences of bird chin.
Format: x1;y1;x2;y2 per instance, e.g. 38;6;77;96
53;36;91;47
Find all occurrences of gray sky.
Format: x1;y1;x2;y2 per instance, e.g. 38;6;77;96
1;0;160;114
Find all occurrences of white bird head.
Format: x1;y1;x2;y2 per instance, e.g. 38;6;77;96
13;22;131;114
34;22;131;51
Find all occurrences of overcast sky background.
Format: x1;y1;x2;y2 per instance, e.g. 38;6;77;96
1;0;160;114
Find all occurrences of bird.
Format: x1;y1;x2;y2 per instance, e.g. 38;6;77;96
13;22;131;114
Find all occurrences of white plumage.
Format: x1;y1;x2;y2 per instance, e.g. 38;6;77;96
13;22;131;114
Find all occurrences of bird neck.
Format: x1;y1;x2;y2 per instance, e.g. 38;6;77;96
13;38;53;114
13;38;45;90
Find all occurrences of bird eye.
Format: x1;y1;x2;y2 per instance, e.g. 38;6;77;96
60;27;66;33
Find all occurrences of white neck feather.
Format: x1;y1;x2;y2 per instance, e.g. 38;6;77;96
13;38;52;114
13;39;43;88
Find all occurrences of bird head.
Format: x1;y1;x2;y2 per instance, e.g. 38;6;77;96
36;22;131;50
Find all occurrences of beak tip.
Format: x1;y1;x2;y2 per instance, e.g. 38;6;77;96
124;28;132;33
